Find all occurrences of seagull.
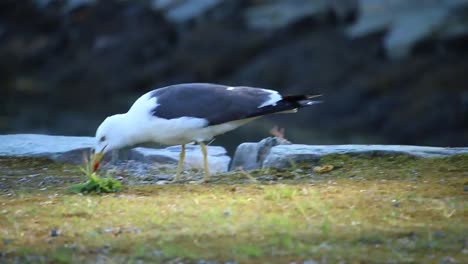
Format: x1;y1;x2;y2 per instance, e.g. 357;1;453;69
93;83;321;182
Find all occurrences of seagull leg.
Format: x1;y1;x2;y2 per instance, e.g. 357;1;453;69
172;144;185;182
200;142;210;182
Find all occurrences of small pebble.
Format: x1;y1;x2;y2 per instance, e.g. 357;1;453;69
2;238;12;245
18;177;29;183
464;186;468;192
439;256;456;264
104;228;114;233
127;227;141;234
115;176;124;181
50;229;59;237
157;175;173;181
318;242;331;249
434;231;445;239
87;232;98;238
197;260;218;264
156;180;169;185
143;175;157;181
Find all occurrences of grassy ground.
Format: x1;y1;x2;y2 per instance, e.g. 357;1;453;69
0;155;467;263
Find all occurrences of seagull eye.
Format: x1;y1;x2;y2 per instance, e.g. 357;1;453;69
99;136;106;142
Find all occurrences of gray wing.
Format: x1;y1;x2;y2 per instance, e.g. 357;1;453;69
149;83;276;125
150;83;317;126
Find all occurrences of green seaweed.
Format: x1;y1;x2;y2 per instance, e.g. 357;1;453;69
67;172;122;194
67;153;122;194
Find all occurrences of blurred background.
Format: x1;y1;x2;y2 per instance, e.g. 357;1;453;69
1;0;467;154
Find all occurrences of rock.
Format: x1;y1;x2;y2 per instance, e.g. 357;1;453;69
33;0;96;12
347;0;395;37
230;137;291;171
64;0;96;13
257;137;292;162
0;134;95;164
262;144;468;168
151;0;224;24
156;174;173;181
0;134;231;173
383;8;448;59
245;1;328;30
50;229;59;237
150;0;179;10
32;0;52;9
329;0;358;21
433;231;445;239
156;180;169;185
440;256;457;264
130;144;231;173
2;238;13;245
245;0;358;30
348;0;468;59
230;143;259;171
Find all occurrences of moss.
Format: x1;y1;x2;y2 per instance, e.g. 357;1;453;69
0;154;467;263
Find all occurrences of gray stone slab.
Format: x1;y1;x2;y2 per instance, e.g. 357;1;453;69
130;144;231;173
262;144;468;168
0;134;231;173
0;134;95;164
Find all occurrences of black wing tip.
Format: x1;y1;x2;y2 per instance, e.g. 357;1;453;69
283;94;322;100
282;94;323;106
300;100;323;107
305;94;322;99
302;94;323;106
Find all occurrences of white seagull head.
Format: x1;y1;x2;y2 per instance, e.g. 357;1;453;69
93;113;139;171
94;114;131;155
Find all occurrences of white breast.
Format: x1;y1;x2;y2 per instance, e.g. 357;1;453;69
144;116;256;145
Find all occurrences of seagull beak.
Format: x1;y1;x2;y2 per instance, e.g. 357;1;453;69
92;145;107;172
